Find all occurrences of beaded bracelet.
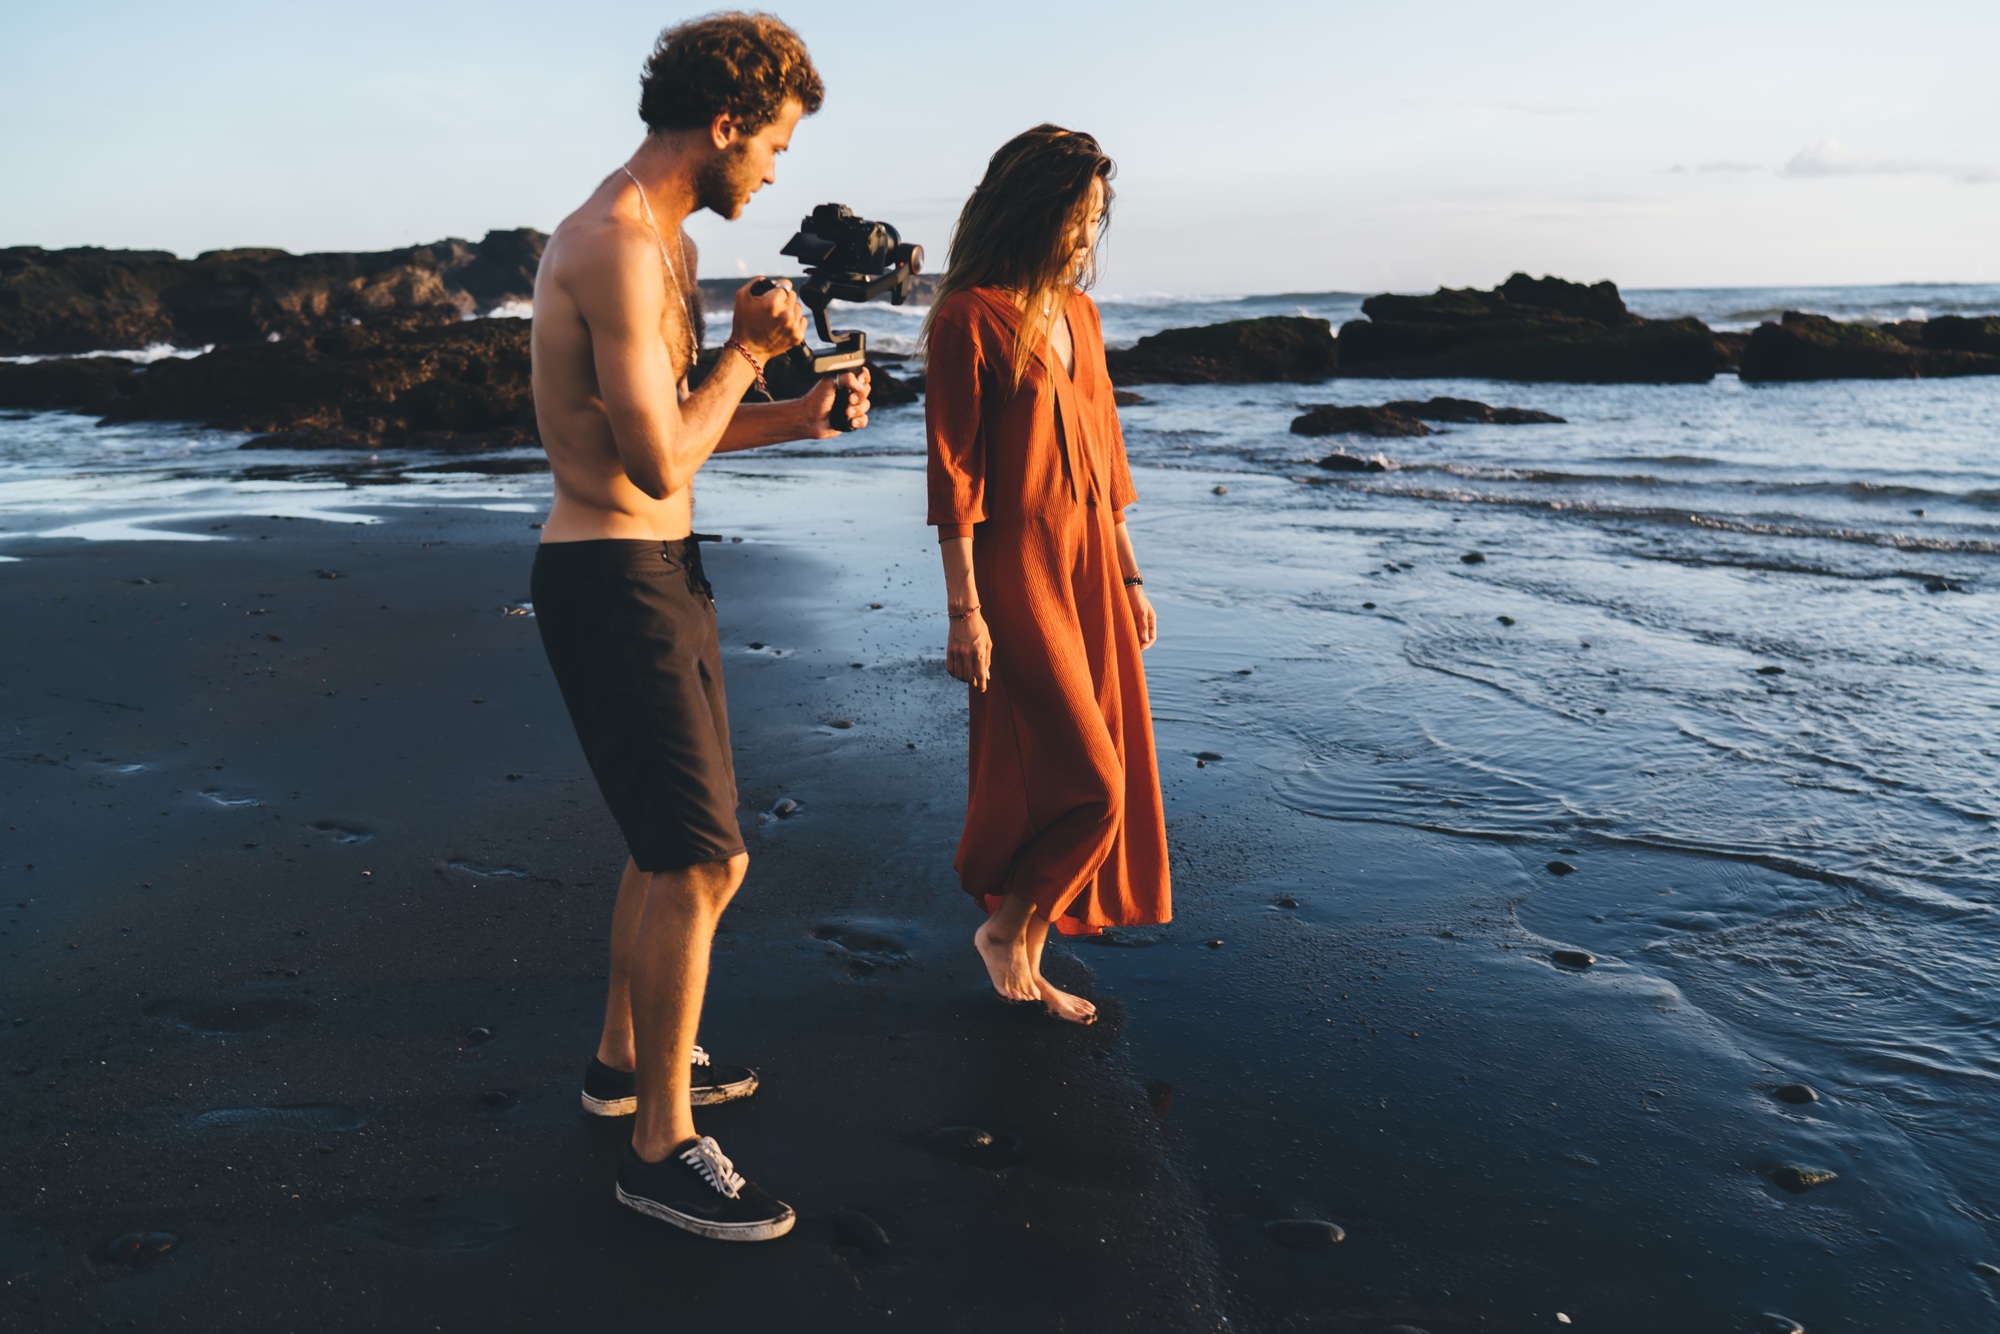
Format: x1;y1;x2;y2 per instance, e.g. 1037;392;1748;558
1123;575;1145;587
722;339;769;397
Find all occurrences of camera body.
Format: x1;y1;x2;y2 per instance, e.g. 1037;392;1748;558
752;204;923;431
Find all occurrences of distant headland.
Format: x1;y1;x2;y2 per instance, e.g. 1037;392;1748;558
2;236;1996;458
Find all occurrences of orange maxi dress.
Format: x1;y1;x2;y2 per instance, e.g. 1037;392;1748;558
925;287;1171;935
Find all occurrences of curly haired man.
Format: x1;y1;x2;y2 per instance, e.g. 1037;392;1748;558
528;13;867;1241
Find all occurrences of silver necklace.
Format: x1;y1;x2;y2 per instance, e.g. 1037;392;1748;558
621;165;701;372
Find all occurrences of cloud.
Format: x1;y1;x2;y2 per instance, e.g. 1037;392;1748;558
1670;161;1763;174
1782;137;1998;185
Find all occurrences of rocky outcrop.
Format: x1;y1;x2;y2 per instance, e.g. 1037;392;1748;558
1382;396;1564;424
0;315;925;449
1105;316;1338;384
1291;405;1433;438
0;315;535;450
1738;311;2000;380
0;230;545;355
1291;396;1565;437
1336;273;1724;382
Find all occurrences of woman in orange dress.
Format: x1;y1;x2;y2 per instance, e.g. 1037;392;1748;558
923;125;1171;1025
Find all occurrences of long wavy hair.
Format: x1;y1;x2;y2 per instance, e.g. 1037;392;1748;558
921;125;1115;387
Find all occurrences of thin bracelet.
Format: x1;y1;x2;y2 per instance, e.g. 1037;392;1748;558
722;339;770;397
1123;575;1145;587
949;604;981;622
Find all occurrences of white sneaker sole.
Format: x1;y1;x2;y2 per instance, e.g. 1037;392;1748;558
614;1182;796;1241
580;1069;759;1117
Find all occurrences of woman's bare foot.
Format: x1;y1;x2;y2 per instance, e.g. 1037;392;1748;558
973;919;1040;1003
1034;974;1098;1025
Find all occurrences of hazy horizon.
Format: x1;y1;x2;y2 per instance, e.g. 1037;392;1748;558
4;0;1996;293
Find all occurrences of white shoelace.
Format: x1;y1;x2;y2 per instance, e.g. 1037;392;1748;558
690;1045;711;1068
679;1135;745;1199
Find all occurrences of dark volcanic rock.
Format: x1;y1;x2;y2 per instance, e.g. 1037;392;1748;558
1263;1218;1345;1247
0;230;545;355
1337;273;1723;382
104;1231;178;1264
1105;316;1338;385
0;316;535;451
1740;311;2000;380
1922;314;2000;355
1292;404;1431;438
1382;396;1565;424
1770;1164;1836;1194
1317;452;1390;473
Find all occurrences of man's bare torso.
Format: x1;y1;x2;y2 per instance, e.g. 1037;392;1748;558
532;176;705;544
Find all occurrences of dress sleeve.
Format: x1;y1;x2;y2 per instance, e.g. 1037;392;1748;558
926;300;987;539
1086;297;1139;515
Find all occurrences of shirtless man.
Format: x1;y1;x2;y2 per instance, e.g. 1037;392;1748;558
527;14;866;1241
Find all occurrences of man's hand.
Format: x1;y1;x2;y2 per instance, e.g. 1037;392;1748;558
732;278;808;362
800;368;871;437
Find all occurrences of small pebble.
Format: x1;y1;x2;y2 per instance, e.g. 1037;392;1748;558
1212;485;1228;495
1362;602;1376;609
1756;665;1786;676
465;1026;495;1045
869;603;883;609
830;1207;892;1256
926;1124;1018;1167
1206;939;1225;949
1551;949;1596;970
1497;615;1515;625
1461;551;1486;564
1770;1165;1836;1194
1925;578;1957;593
828;719;854;729
105;1232;177;1264
747;641;765;649
773;798;800;819
1195;751;1223;762
1757;1316;1805;1334
1262;1218;1344;1248
1772;1082;1819;1105
1546;860;1576;876
1275;897;1300;910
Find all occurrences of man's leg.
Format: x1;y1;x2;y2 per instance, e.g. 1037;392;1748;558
595;856;650;1072
630;851;749;1159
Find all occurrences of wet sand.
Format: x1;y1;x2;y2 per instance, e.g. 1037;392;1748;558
0;504;1217;1331
3;459;1996;1331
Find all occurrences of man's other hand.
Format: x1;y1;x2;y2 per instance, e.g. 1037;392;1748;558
802;368;871;438
732;278;809;363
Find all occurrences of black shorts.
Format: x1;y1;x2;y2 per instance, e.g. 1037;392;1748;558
530;538;744;872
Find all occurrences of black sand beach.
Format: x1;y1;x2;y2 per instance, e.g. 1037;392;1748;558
3;459;1996;1332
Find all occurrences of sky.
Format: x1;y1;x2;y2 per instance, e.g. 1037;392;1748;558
3;0;1997;294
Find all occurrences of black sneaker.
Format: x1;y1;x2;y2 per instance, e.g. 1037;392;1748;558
580;1047;759;1116
615;1136;795;1241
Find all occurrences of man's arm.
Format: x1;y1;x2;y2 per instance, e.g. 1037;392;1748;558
568;224;802;499
715;367;873;452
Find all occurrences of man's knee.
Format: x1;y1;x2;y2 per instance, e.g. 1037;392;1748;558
687;851;749;904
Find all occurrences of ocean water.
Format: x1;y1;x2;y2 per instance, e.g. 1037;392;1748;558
4;284;1999;1274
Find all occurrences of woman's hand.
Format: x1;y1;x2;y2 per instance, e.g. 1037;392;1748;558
1127;584;1158;649
801;368;871;438
946;608;993;690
